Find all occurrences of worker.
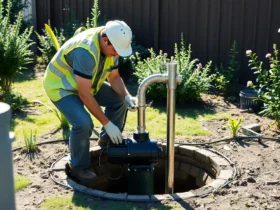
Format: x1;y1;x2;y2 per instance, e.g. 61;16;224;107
43;20;137;185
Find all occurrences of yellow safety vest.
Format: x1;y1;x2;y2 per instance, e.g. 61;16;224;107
43;26;115;101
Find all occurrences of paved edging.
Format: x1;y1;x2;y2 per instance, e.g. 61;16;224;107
51;145;235;201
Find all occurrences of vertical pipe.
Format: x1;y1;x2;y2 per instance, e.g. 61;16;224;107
165;63;177;194
0;103;16;210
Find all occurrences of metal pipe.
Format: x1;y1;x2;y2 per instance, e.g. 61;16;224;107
165;63;178;194
137;74;169;133
136;73;182;133
0;103;16;210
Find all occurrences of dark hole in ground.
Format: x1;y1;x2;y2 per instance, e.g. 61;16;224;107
104;174;197;194
89;165;199;194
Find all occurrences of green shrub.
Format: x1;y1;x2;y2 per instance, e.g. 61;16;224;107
246;45;280;128
3;0;31;30
133;35;212;104
5;91;29;112
212;40;240;96
0;0;34;99
35;26;66;64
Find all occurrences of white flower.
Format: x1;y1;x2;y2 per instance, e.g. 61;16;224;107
196;63;202;69
265;53;271;58
247;81;253;87
246;50;252;55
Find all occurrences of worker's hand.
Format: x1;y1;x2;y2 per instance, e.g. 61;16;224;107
125;95;138;112
104;121;123;144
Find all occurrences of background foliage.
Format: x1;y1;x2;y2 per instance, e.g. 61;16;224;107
0;0;34;110
133;36;212;104
247;45;280;128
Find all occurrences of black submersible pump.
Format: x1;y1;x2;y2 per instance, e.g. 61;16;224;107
106;63;182;195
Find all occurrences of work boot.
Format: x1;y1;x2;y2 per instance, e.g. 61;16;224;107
65;163;98;187
97;138;108;148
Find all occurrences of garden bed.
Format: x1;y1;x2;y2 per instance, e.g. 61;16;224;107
13;94;280;210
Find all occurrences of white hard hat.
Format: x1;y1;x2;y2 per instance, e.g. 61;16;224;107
105;20;132;57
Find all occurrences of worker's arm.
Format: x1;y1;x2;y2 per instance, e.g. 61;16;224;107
107;69;129;99
76;76;122;144
76;76;109;125
108;69;138;111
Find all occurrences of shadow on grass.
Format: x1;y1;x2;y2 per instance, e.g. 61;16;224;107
14;64;37;83
10;114;36;130
69;191;196;210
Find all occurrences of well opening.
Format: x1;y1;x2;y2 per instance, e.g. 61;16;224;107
88;143;217;194
51;142;234;201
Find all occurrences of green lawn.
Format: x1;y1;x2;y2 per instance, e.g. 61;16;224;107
11;68;231;147
41;195;184;210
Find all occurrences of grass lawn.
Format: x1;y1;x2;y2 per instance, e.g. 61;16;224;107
41;195;184;210
11;68;231;147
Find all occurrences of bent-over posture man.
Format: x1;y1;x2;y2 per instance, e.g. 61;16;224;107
43;20;137;184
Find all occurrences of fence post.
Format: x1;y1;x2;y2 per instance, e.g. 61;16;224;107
0;102;16;210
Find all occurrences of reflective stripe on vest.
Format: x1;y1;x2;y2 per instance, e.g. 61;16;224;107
43;27;115;101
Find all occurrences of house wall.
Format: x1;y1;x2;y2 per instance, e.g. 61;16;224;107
35;0;280;83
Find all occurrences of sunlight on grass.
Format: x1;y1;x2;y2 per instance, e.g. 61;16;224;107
124;106;229;140
12;70;231;144
12;77;60;146
41;195;184;210
14;175;31;191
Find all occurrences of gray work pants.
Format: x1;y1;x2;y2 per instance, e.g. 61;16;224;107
53;82;128;169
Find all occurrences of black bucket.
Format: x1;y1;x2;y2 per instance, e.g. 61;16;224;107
239;88;262;111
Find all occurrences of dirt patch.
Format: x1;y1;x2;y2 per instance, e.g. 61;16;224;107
13;94;280;210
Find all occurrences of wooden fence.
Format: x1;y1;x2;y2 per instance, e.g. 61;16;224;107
36;0;280;83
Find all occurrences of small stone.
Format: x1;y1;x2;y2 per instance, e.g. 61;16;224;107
13;155;21;161
270;194;280;199
247;177;256;183
40;173;49;179
223;145;231;151
232;190;238;194
240;181;248;186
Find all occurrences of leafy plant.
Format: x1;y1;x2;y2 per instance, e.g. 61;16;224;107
35;24;65;64
133;35;212;104
2;0;31;30
0;0;34;99
212;40;240;96
246;45;280;128
86;0;100;28
227;117;243;137
23;129;37;153
5;91;29;111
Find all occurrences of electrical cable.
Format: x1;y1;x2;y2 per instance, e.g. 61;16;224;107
96;108;128;180
98;147;123;180
14;105;280;198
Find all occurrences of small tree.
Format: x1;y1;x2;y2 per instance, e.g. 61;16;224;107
0;0;34;99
